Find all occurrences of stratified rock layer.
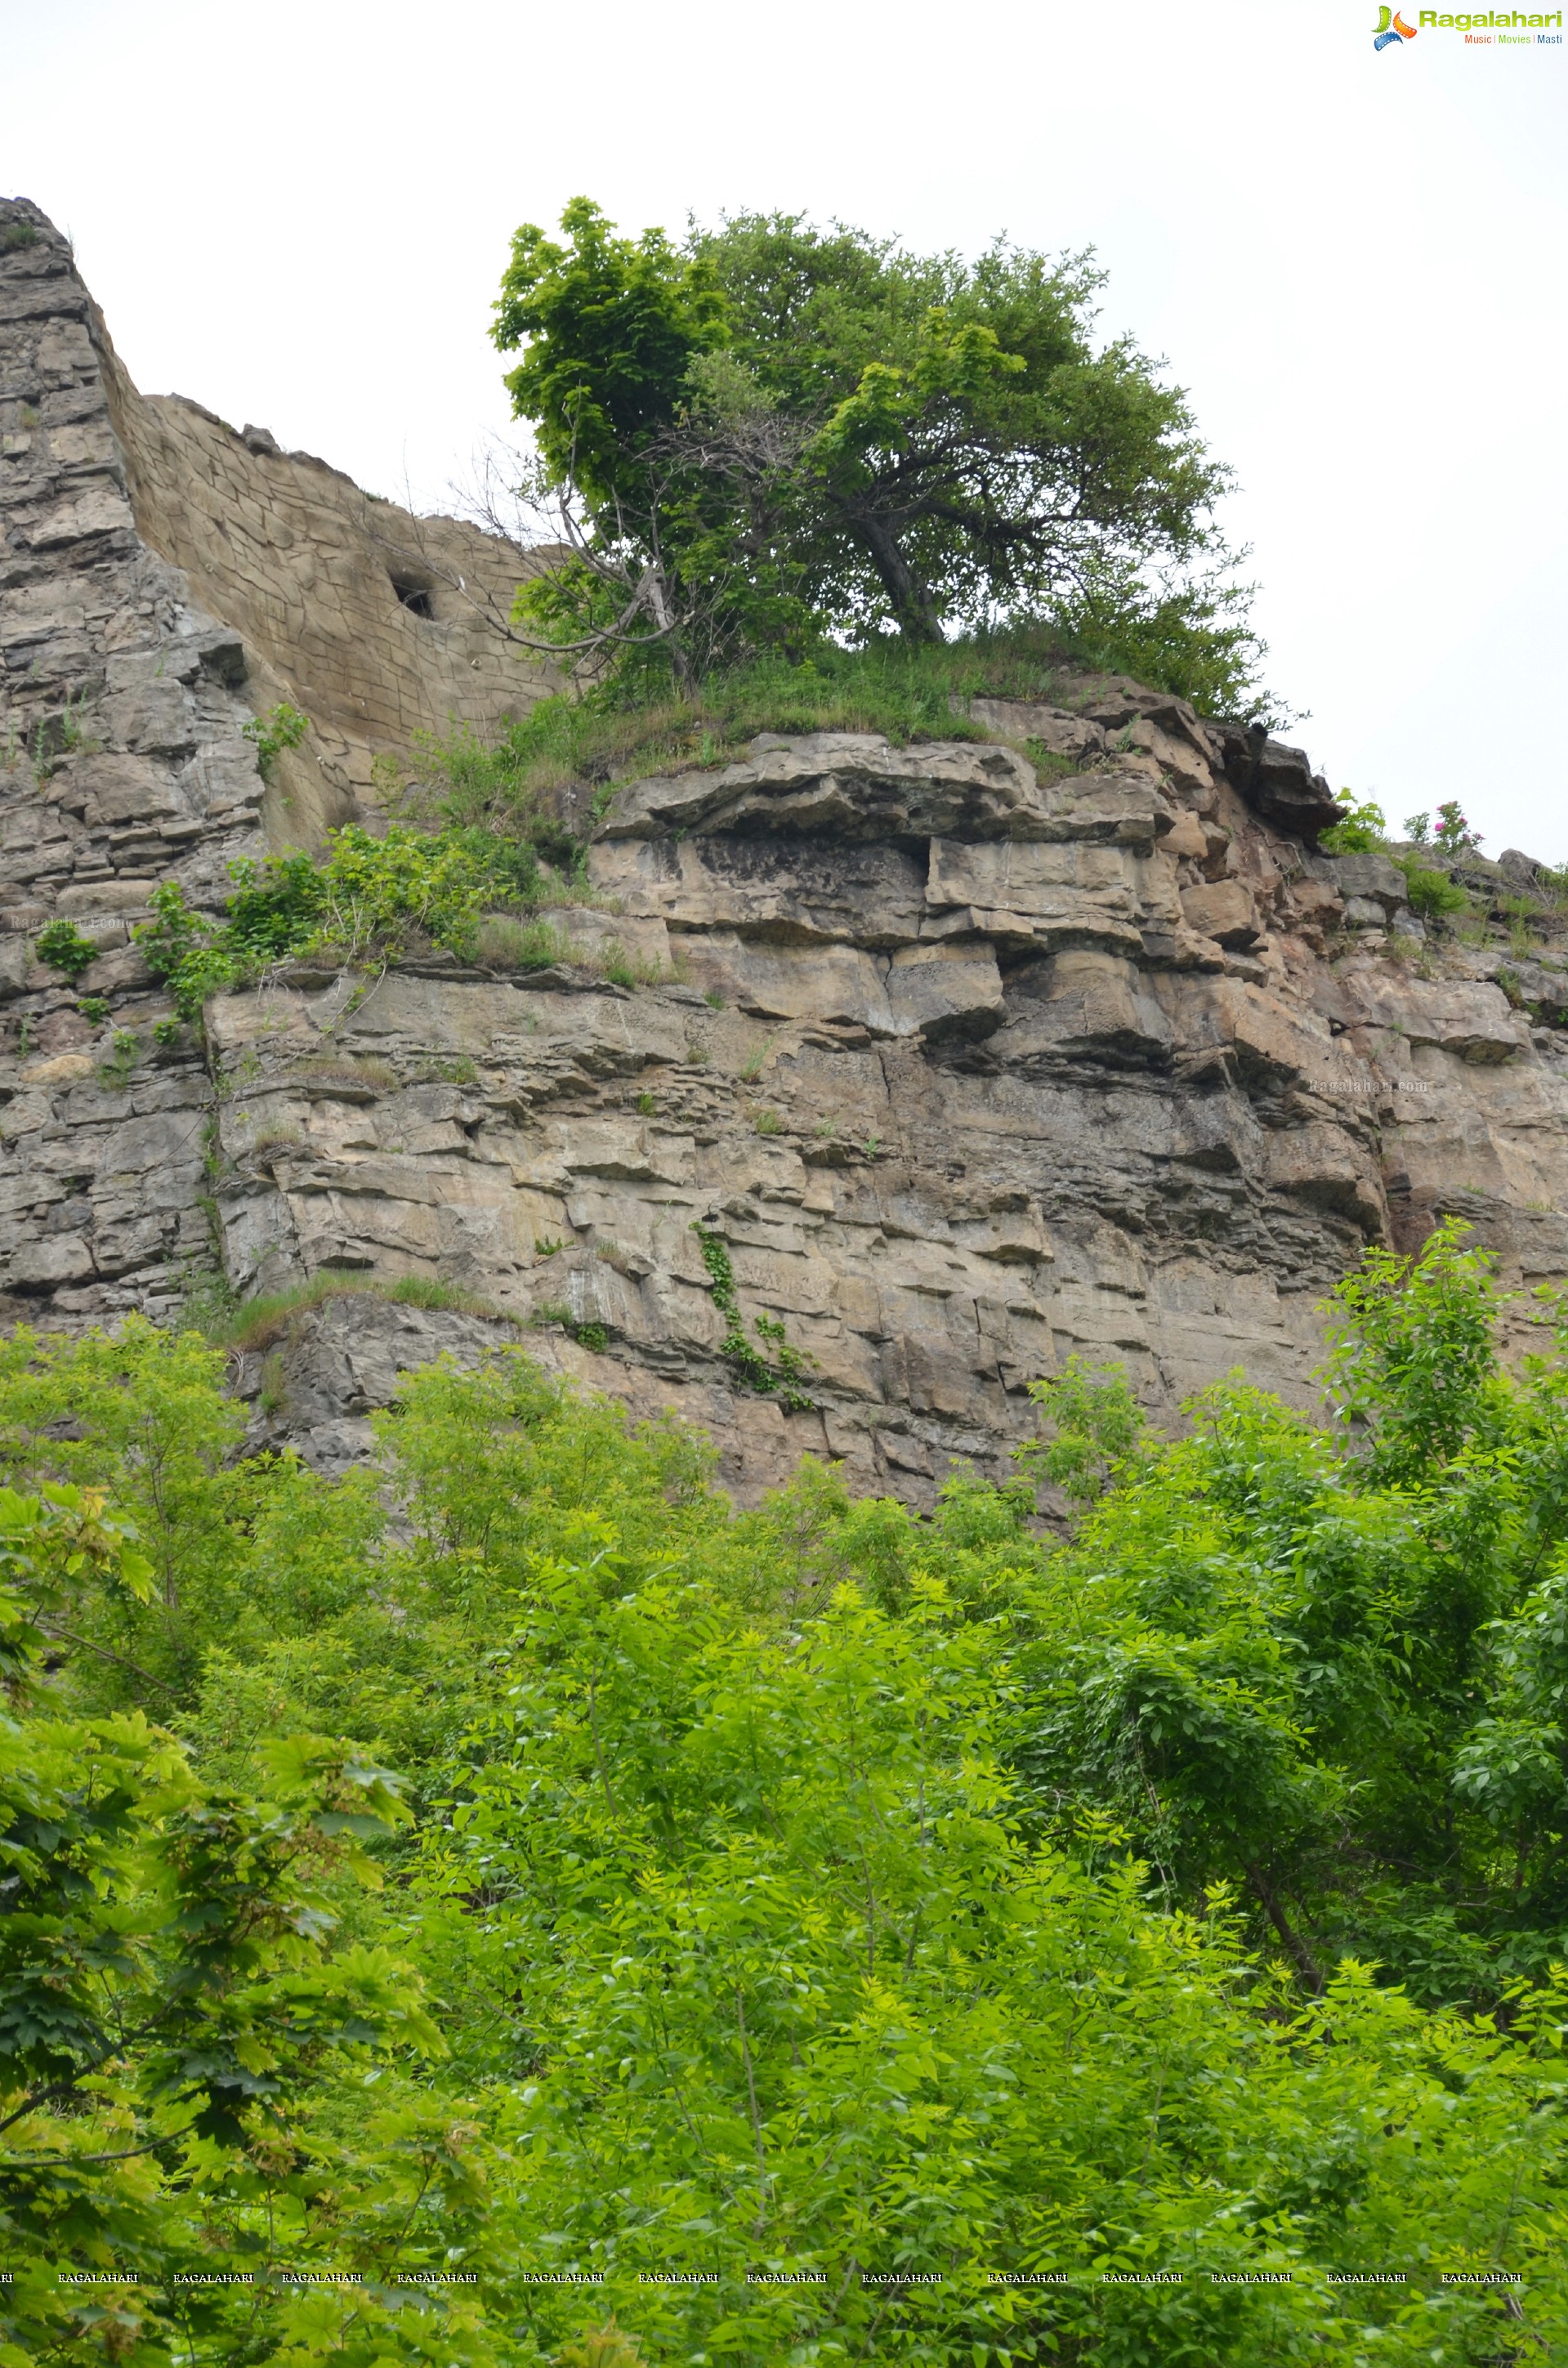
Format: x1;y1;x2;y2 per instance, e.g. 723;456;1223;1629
6;196;1568;1499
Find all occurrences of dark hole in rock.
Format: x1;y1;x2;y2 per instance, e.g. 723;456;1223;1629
392;579;435;619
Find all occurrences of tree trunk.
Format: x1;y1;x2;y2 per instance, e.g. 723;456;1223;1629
644;565;695;690
846;507;944;644
1244;1860;1325;1995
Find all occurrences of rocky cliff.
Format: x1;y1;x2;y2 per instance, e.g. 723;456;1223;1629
7;195;1568;1501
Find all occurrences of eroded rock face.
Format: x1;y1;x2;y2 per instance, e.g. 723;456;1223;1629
7;195;1568;1501
0;200;269;1322
195;701;1568;1502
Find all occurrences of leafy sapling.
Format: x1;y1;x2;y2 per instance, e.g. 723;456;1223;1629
242;701;310;782
35;918;99;981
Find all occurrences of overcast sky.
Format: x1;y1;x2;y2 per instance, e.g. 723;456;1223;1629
5;0;1565;854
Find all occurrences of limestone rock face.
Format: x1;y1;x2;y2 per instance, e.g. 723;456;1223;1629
595;732;1173;848
7;195;1568;1501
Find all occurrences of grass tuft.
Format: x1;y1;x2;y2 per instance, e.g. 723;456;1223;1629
293;1053;400;1092
387;1274;510;1321
478;916;579;970
244;1123;305;1164
213;1269;515;1352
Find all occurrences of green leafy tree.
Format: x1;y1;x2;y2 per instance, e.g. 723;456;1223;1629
700;214;1231;650
491;199;735;678
493;197;729;508
489;202;1265;704
0;1480;491;2366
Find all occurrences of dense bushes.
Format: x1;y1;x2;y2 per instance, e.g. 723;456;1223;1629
3;1233;1568;2362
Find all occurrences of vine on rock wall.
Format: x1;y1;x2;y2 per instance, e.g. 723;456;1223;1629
692;1224;814;1411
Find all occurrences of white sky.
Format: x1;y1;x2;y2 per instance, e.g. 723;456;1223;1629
5;0;1565;854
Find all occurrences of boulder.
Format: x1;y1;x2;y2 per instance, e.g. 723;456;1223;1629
925;838;1145;955
62;750;185;827
1003;949;1173;1067
1180;878;1260;949
1210;722;1343;840
957;697;1106;764
7;1235;95;1289
1357;978;1526;1065
1314;851;1407;914
587;834;927;948
596;734;1045;844
884;942;1004;1042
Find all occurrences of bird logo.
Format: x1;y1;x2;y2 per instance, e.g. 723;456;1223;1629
1373;5;1418;48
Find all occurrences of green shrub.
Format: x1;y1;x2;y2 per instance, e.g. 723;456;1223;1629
34;917;98;981
1317;793;1386;855
1433;797;1481;855
1398;857;1469;921
1400;801;1479;859
98;1028;141;1088
241;700;310;781
693;1222;814;1408
225;848;325;956
135;829;506;1017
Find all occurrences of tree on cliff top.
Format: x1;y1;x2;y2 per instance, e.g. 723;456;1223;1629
490;200;1263;707
695;211;1230;647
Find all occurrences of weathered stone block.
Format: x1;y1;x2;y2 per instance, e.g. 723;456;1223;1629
885;942;1004;1041
1316;851;1406;913
1180;878;1260;948
8;1235;94;1289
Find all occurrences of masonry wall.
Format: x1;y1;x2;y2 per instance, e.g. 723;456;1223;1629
94;310;557;833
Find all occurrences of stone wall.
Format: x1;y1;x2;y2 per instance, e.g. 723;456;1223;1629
7;192;1568;1502
94;306;557;833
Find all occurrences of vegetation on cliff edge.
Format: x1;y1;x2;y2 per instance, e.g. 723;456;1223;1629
489;199;1272;717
